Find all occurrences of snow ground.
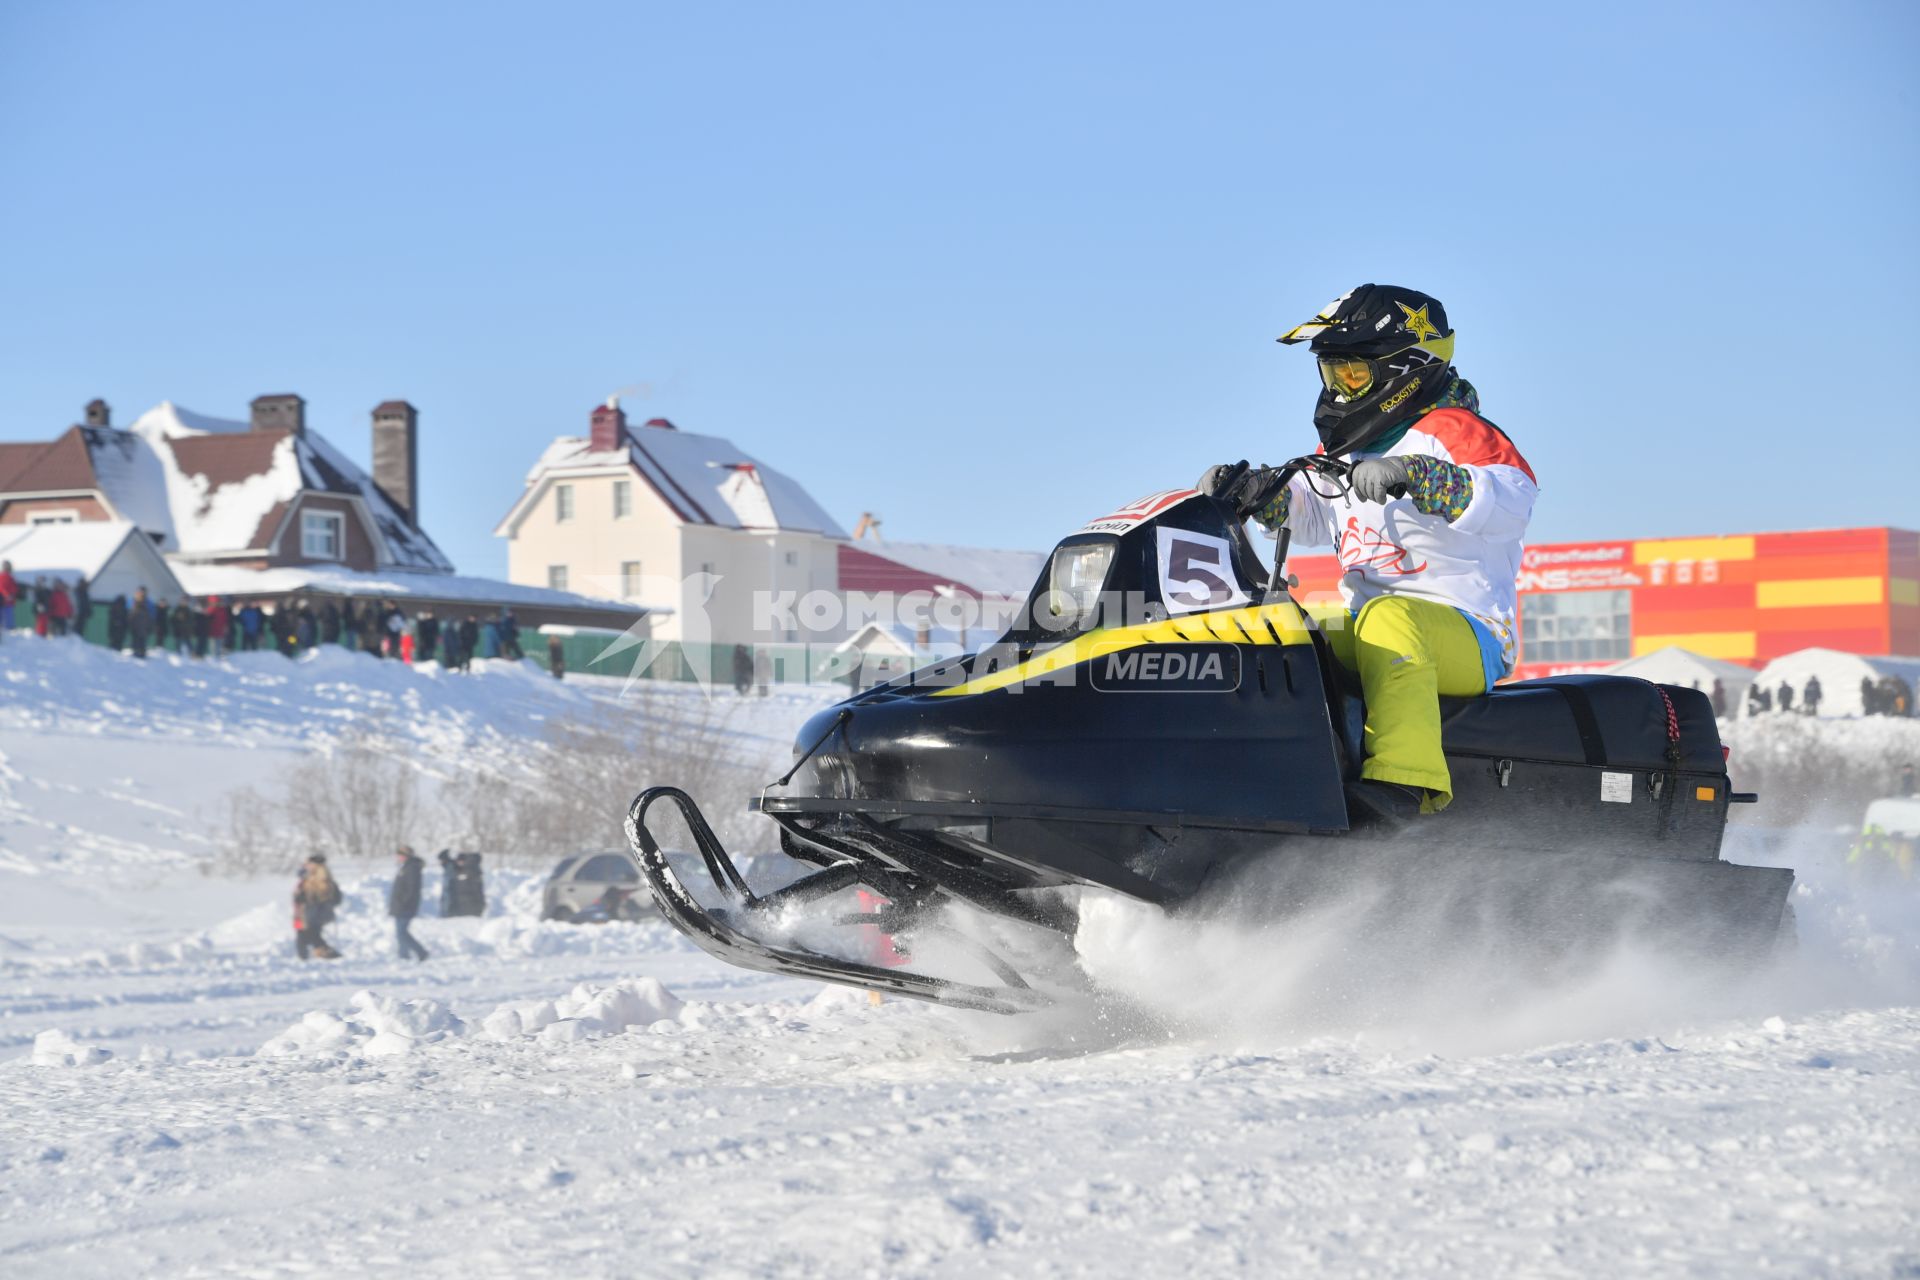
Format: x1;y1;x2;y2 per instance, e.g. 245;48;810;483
1;638;1917;1278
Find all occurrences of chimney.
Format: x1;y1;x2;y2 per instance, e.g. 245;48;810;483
84;398;111;428
590;395;629;451
371;400;420;526
251;393;305;435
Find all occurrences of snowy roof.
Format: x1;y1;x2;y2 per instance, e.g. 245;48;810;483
0;520;172;586
833;620;969;658
848;539;1046;600
169;562;652;615
81;402;452;571
502;420;847;538
0;428;99;493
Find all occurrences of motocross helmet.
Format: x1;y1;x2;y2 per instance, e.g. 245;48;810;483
1278;284;1455;456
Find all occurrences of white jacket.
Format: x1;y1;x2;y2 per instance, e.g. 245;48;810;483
1279;408;1537;672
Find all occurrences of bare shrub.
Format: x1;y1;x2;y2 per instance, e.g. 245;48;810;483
214;724;422;875
436;683;779;866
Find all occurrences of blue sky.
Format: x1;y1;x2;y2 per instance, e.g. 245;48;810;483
3;1;1914;575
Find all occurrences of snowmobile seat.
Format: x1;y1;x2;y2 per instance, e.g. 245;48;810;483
1438;675;1722;772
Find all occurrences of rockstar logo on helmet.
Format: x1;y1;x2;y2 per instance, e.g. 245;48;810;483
1397;301;1442;344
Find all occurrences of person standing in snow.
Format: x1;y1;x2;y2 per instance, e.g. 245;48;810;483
499;608;523;660
1803;675;1823;718
49;580;74;637
128;587;153;658
1201;285;1536;820
73;578;91;639
415;610;439;667
389;845;429;962
320;600;341;646
1861;676;1880;716
1710;678;1727;717
1777;681;1794;715
293;855;343;961
170;600;192;654
207;596;230;657
237;601;263;651
107;594;129;651
458;615;479;671
547;634;565;679
0;559;16;636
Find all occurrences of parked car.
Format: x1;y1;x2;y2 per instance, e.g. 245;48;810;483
543;851;649;921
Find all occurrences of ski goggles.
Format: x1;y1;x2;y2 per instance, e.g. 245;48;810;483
1317;355;1377;400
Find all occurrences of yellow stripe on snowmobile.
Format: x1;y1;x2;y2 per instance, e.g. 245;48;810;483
931;602;1312;698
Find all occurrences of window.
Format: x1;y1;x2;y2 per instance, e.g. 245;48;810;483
26;510;78;525
577;853;638;884
621;561;643;598
548;565;569;591
783;550;798;566
301;510;344;560
612;480;632;519
555;484;575;523
1519;589;1632;665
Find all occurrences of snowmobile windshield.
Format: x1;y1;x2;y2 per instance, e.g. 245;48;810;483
1045;541;1115;630
1318;355;1375;400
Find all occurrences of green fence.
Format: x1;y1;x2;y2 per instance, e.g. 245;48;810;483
41;612;923;689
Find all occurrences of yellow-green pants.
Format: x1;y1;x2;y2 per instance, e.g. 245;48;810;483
1312;595;1487;809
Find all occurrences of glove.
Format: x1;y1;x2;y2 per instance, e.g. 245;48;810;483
1197;460;1285;520
1350;456;1413;504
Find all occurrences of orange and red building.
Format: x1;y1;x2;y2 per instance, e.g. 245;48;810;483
1289;525;1920;680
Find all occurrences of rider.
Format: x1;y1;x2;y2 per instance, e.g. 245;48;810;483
1202;285;1537;819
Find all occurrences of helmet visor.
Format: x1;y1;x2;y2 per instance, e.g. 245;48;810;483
1318;355;1375;400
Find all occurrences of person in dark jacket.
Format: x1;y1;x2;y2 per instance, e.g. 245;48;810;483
107;594;129;651
170;600;193;654
389;845;429;961
129;587;153;658
238;602;264;651
458;616;479;672
321;601;341;645
1803;674;1823;718
499;608;523;660
1777;681;1794;714
416;611;440;666
153;596;171;648
73;579;91;639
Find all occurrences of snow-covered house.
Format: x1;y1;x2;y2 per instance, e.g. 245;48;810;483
0;397;645;629
495;400;1048;654
495;401;849;647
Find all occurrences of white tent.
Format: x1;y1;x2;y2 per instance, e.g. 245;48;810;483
1747;647;1920;718
1605;646;1755;713
0;520;183;603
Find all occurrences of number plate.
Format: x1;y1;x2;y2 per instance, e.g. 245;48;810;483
1156;527;1251;616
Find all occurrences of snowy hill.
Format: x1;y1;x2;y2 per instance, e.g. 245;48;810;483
1;638;1917;1277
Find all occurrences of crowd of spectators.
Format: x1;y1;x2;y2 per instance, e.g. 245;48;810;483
0;559;528;669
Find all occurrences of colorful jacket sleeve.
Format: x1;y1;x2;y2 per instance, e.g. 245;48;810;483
1412;409;1537;541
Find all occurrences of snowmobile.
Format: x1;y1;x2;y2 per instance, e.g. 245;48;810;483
627;455;1795;1013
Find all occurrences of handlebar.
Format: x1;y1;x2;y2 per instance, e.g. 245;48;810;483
1218;453;1405;599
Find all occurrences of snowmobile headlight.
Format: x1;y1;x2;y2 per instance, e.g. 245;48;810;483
1046;542;1115;628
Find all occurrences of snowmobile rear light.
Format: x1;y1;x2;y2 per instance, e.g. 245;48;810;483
1047;542;1116;628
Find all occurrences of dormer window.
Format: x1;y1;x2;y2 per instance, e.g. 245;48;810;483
302;510;344;560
